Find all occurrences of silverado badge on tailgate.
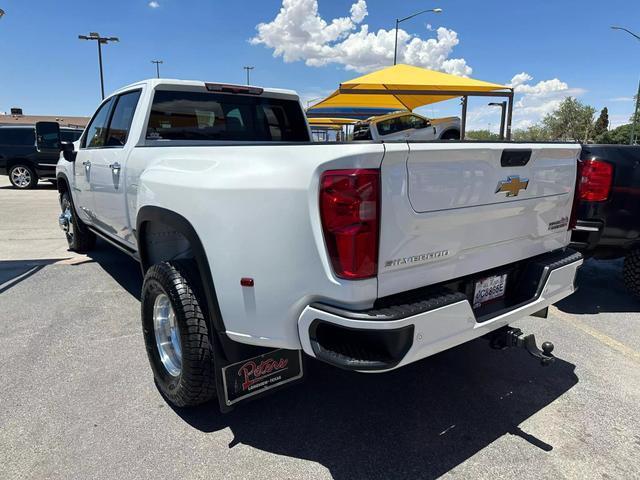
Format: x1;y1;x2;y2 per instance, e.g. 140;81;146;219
222;349;303;406
495;175;529;197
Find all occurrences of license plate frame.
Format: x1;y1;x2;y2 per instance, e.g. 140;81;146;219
221;349;303;406
473;273;508;309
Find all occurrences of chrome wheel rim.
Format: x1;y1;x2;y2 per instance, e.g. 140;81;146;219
11;167;31;188
153;293;182;377
60;198;74;240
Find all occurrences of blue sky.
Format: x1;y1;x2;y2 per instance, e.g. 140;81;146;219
0;0;638;130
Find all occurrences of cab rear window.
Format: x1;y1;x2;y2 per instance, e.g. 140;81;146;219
146;90;309;142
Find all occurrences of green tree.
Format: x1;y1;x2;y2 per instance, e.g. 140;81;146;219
593;107;609;137
542;97;596;142
512;124;551;142
466;129;500;141
595;123;633;145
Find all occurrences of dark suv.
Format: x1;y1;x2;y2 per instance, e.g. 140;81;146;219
0;125;83;189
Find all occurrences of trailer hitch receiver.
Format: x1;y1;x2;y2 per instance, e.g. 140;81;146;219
489;327;555;366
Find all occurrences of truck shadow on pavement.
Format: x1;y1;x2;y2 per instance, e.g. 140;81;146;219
85;241;579;480
87;240;142;297
174;342;577;480
0;182;57;190
0;261;50;293
556;258;640;315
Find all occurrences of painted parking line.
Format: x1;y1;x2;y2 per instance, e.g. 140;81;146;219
551;306;640;364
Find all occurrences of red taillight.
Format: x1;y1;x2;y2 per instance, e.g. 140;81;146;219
319;169;380;279
578;159;613;202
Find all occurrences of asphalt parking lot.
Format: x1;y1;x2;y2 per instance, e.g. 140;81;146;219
1;177;640;480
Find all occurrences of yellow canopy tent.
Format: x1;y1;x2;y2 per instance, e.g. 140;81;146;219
307;118;358;142
307;117;359;126
307;64;514;139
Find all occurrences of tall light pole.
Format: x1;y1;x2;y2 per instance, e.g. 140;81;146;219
151;60;163;78
78;32;119;99
489;101;507;140
394;8;442;65
243;66;254;85
611;26;640;145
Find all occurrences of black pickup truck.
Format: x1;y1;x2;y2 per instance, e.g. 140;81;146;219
570;145;640;296
0;125;83;189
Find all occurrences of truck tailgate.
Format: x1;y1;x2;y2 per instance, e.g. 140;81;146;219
378;142;581;297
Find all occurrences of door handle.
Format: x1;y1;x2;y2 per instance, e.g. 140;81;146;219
109;162;121;170
82;161;91;167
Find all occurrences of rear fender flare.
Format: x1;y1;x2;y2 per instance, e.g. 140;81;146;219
135;206;227;339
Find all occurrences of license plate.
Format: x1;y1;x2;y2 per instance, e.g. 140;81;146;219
473;274;507;308
221;349;303;406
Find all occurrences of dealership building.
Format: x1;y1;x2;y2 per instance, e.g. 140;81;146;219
0;108;89;128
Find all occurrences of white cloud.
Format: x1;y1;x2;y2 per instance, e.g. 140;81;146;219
609;96;634;102
148;1;159;8
349;0;367;23
252;1;581;129
467;72;586;130
250;0;471;75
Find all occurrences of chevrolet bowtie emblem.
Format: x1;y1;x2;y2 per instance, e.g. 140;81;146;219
495;175;529;197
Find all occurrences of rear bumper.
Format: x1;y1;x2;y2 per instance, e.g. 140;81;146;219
298;249;582;371
570;220;640;258
570;220;603;252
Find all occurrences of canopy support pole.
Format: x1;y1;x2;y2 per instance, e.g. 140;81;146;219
506;89;514;140
460;96;468;140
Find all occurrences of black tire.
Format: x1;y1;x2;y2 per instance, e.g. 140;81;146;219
60;191;96;252
141;261;217;407
440;130;460;140
623;249;640;298
8;164;38;189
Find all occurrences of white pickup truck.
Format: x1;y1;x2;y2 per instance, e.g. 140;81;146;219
42;79;582;411
352;112;460;141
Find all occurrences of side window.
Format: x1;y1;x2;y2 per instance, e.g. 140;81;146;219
376;118;395;136
82;97;115;148
396;116;413;132
408;115;428;129
60;130;83;142
377;117;410;136
105;90;142;147
0;128;35;146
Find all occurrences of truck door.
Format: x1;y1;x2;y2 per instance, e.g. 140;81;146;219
73;97;116;225
407;114;435;141
89;89;141;246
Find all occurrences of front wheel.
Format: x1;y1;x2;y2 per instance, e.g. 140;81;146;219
9;164;38;189
440;130;460;140
623;249;640;298
141;261;217;407
59;191;96;252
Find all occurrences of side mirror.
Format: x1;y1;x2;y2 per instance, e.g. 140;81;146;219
60;141;77;162
35;121;61;152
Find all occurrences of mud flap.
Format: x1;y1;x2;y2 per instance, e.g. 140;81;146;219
216;349;304;412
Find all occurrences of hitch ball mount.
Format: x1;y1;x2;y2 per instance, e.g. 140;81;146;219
489;327;555;366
